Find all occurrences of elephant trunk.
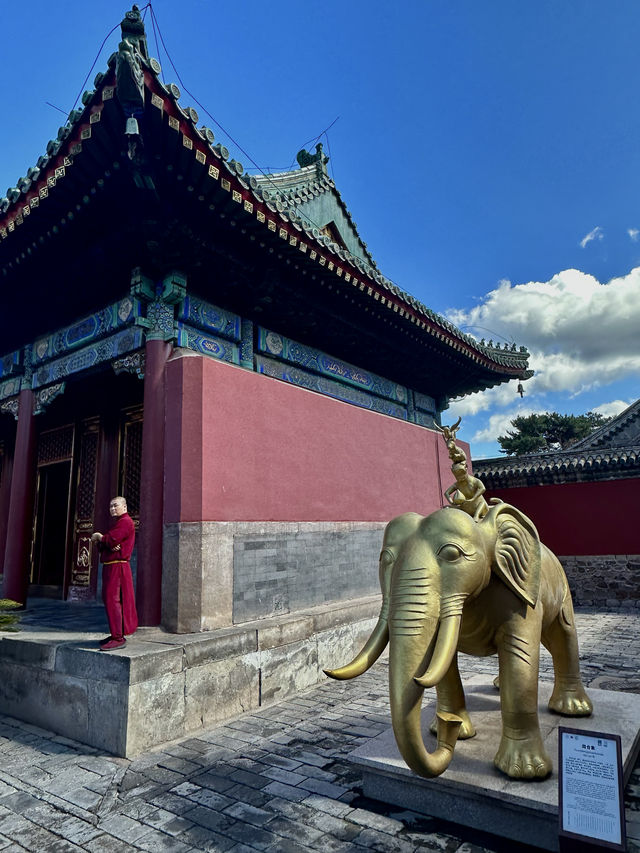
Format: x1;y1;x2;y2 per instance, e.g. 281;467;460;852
388;552;464;778
389;614;462;777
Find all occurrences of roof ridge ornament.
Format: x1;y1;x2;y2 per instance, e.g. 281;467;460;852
296;142;329;176
120;5;149;60
117;6;149;157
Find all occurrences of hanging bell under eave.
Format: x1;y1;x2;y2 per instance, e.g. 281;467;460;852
125;116;139;136
517;383;525;398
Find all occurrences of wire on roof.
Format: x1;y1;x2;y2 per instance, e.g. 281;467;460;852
459;326;515;346
147;6;164;83
244;167;298;173
46;102;70;117
147;5;346;241
287;116;341;172
323;131;335;185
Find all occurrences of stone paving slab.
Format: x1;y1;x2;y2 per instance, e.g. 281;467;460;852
0;609;637;851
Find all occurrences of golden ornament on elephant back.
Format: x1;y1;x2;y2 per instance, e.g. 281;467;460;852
324;420;593;780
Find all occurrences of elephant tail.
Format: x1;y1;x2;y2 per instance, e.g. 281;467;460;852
560;579;575;628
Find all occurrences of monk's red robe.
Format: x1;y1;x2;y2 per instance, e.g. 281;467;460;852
99;512;138;639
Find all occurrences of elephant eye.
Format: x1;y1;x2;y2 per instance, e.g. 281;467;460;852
379;549;394;568
437;544;463;562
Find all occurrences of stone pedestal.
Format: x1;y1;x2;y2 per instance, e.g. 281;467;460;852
350;676;640;852
0;596;379;757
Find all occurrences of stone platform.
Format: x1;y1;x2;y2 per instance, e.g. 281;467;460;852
351;675;640;852
0;595;379;758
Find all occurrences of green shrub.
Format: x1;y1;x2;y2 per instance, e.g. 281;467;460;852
0;599;22;632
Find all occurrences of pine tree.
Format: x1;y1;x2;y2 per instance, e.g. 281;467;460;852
498;412;610;456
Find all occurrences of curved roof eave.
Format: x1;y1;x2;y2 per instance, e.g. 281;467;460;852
0;25;531;389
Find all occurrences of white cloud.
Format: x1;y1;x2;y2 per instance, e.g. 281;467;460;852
447;268;640;401
591;398;633;418
579;226;603;248
448;381;518;417
467;407;537;444
628;228;639;242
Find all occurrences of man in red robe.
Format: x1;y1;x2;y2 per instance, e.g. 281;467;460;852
91;496;138;651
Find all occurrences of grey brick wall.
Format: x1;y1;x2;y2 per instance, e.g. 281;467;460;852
560;554;640;607
233;528;382;623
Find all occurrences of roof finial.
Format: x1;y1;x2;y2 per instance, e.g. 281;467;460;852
120;5;149;60
296;142;329;176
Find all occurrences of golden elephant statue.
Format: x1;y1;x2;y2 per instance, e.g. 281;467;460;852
325;501;592;780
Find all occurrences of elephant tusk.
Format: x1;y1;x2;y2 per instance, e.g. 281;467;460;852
414;615;461;688
324;619;389;680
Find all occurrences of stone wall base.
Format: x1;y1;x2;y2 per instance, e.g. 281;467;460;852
560;554;640;607
0;596;380;757
162;520;386;633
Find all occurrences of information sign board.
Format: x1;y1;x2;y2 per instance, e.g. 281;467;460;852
558;726;626;851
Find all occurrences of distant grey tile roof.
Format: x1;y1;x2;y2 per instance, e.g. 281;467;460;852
569;399;640;450
473;399;640;486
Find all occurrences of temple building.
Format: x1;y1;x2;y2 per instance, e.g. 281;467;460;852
0;7;531;642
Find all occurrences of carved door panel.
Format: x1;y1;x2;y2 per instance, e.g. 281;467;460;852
67;418;100;602
119;406;143;526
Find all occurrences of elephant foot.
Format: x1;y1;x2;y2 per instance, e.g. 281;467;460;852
493;675;500;691
493;733;552;779
430;711;476;739
548;683;593;716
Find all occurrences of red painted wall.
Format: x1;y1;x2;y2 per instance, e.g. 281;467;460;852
164;353;459;524
483;479;640;556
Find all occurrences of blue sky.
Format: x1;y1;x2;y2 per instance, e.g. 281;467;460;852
2;1;639;456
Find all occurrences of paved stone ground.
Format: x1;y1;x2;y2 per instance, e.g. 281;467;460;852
0;608;638;852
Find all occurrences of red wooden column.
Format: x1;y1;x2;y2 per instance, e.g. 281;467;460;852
136;338;172;625
0;442;15;581
2;389;37;604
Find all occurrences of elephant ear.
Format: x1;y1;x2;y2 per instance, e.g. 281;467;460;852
489;504;542;608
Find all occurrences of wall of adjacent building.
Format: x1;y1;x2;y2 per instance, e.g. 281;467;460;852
484;479;639;555
483;479;640;607
558;554;639;608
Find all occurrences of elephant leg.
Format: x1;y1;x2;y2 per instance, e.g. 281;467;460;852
542;605;592;716
494;619;552;779
428;654;476;739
